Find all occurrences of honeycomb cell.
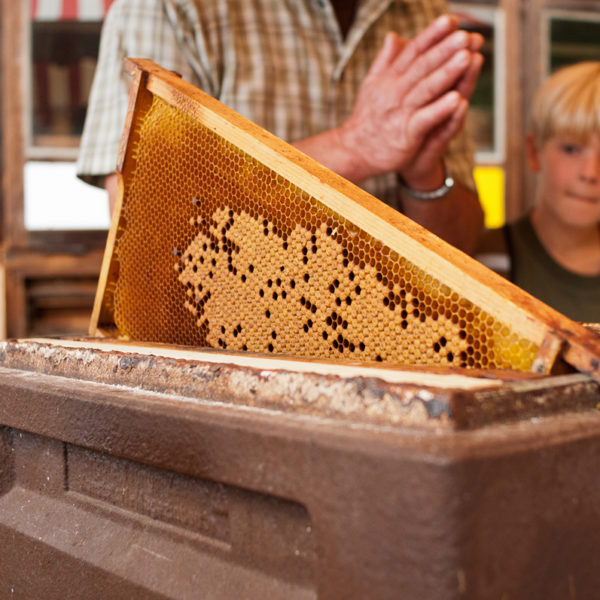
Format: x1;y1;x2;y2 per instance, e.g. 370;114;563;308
108;93;540;370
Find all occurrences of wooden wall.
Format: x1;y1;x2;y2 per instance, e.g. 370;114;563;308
1;1;104;338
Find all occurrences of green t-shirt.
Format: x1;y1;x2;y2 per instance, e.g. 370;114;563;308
506;215;600;322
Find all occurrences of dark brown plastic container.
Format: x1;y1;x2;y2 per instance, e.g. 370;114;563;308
1;338;600;599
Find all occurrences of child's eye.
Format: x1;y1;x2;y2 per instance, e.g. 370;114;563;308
560;143;581;155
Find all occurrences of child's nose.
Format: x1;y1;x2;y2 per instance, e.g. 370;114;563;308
580;151;600;183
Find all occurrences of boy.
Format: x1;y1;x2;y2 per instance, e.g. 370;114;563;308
476;61;600;322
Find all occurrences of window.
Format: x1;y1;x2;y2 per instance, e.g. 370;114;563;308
29;20;102;157
543;11;600;75
450;3;505;163
450;3;506;227
26;0;114;230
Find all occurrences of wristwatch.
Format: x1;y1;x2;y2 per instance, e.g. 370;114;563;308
397;169;454;201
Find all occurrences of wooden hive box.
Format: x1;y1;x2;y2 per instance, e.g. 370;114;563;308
2;336;600;599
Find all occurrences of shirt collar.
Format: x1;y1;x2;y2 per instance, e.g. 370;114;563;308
333;0;394;80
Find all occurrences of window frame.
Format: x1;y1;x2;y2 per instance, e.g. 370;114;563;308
450;2;507;165
541;8;600;78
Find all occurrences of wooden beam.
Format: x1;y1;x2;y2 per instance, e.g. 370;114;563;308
27;336;505;390
1;1;27;248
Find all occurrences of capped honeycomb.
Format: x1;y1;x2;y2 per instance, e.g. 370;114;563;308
92;60;600;379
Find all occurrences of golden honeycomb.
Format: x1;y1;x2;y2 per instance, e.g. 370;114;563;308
107;91;539;370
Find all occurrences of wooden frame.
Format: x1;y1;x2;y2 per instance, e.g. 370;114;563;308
91;59;600;381
449;2;507;165
5;245;103;338
448;0;524;222
1;0;27;248
26;19;104;161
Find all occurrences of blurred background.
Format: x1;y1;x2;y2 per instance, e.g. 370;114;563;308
0;0;599;339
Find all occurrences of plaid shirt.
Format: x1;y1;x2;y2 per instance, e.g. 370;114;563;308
77;0;475;209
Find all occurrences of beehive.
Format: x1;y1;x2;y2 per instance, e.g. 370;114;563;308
91;59;600;380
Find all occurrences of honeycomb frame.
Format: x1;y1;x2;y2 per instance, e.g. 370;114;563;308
90;59;600;381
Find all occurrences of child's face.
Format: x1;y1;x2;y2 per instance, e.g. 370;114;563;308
528;133;600;228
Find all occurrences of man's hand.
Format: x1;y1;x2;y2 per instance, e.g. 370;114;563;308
337;14;483;190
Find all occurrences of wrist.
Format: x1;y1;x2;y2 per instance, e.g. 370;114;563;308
398;160;446;191
333;122;377;184
397;163;454;201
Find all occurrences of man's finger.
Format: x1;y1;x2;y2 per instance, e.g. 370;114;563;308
403;48;472;108
469;32;484;52
400;99;468;183
455;52;484;100
393;29;476;99
367;32;407;77
417;98;468;160
396;90;463;144
391;14;459;74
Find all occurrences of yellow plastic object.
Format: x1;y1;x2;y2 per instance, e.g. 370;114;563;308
474;166;505;229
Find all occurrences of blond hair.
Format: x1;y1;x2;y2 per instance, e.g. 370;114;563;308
530;61;600;145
